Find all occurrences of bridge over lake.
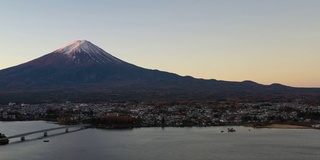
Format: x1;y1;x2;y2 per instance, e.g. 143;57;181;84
1;124;91;143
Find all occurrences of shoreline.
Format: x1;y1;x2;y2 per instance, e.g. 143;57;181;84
1;120;319;130
92;123;319;130
245;124;315;129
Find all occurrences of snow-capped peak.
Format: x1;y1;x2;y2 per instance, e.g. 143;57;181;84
54;40;125;64
55;40;105;55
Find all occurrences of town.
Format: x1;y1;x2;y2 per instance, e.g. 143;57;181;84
1;101;320;128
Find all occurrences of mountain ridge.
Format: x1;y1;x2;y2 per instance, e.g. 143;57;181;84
0;40;319;103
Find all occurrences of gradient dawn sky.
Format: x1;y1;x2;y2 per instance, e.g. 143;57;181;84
0;0;319;87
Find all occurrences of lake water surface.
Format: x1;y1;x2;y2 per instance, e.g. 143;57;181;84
1;121;320;160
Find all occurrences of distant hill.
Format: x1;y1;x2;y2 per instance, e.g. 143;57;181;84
0;40;319;104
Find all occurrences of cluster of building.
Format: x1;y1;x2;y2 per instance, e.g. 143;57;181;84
1;101;320;127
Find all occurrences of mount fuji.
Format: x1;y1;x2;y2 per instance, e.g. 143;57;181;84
0;40;319;103
0;40;147;87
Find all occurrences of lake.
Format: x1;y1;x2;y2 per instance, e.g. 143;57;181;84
1;121;320;160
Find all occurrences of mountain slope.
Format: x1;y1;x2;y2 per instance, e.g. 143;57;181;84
0;40;319;103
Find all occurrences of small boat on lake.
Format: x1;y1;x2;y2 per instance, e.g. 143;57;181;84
227;128;236;133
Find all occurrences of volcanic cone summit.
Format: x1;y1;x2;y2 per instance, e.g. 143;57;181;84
53;40;124;64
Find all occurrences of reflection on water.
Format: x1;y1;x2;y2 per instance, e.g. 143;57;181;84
1;121;320;160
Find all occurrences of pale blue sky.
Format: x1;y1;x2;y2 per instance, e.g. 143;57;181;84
1;0;320;87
